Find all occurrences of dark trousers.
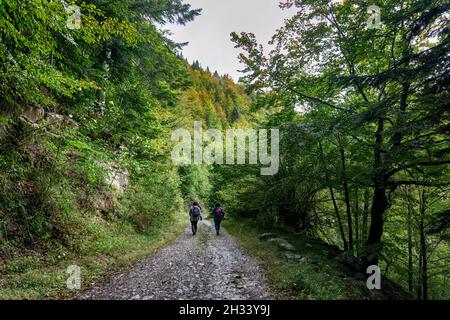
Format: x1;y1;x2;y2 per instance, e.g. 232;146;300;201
191;221;198;234
214;218;222;234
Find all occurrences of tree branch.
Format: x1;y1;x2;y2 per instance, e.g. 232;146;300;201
274;77;348;111
389;180;450;187
388;160;450;176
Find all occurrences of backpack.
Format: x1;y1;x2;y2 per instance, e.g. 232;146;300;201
192;206;201;218
214;207;223;218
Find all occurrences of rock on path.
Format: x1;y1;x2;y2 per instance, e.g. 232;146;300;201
78;220;269;300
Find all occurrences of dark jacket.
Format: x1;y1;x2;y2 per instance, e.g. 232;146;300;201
189;205;202;222
212;207;225;220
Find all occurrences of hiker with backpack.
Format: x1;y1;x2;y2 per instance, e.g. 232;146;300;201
212;203;225;236
189;202;202;235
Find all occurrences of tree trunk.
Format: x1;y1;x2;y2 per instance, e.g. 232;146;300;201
419;189;428;300
364;118;388;268
362;188;370;242
319;142;348;251
419;219;428;300
329;185;348;252
417;249;422;300
365;185;389;266
406;189;414;294
338;137;353;253
354;189;360;255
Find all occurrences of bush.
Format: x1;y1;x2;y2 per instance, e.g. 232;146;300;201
120;169;184;233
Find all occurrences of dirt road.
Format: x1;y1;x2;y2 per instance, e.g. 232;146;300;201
78;219;269;300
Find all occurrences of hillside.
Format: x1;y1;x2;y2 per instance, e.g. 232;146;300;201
0;0;248;299
176;62;251;128
1;0;449;301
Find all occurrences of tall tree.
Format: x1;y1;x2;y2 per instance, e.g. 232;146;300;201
232;0;450;267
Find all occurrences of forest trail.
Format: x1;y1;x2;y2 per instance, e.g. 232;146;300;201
78;219;270;300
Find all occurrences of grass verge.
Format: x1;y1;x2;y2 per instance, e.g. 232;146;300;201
0;212;187;300
225;216;385;300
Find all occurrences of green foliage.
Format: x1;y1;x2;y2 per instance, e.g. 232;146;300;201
225;216;386;300
119;167;184;233
1;0;447;301
229;0;450;299
0;0;139;108
176;65;252;128
0;0;201;299
179;165;213;203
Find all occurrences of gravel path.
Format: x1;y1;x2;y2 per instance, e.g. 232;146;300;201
78;220;269;300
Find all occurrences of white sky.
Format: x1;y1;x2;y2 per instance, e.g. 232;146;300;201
167;0;295;81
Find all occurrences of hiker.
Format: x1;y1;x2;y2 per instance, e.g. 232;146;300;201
189;202;202;235
212;203;225;236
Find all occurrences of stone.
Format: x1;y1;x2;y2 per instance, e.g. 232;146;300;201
284;253;304;262
300;256;318;264
283;253;319;264
259;233;278;241
46;112;78;128
268;238;295;251
102;162;129;194
19;106;45;123
18;116;40;129
0;124;8;144
92;191;118;217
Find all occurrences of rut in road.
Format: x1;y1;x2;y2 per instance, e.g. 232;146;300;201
78;219;270;300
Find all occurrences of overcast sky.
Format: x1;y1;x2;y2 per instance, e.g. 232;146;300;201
167;0;294;81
